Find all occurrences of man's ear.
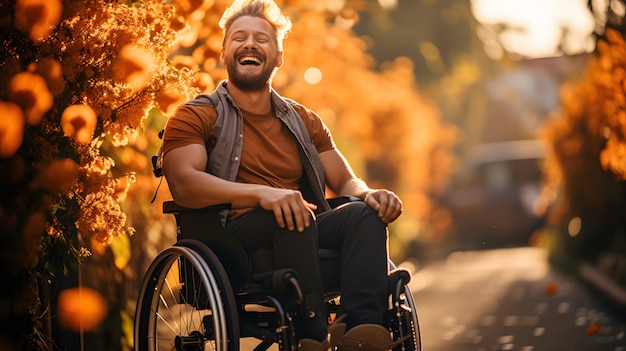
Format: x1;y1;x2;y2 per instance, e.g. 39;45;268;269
276;51;284;68
220;49;226;66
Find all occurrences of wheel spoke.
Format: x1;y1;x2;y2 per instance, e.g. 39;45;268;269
135;242;239;351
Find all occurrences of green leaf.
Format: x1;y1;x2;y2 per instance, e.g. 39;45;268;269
109;234;132;270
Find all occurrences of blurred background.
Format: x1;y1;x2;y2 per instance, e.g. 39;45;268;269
2;0;626;350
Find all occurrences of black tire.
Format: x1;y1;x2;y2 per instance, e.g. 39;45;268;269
396;284;422;351
134;239;239;351
389;261;422;351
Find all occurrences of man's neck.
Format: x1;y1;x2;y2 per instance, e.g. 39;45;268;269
226;82;273;115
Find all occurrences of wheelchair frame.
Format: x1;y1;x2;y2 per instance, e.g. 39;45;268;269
134;198;422;351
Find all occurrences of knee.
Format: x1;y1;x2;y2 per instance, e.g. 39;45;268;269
353;201;385;222
344;201;387;234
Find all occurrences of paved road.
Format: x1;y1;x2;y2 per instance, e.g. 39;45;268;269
408;247;626;351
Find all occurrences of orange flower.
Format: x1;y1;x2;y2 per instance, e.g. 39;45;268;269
57;287;108;332
175;0;214;14
14;0;63;43
8;72;53;125
30;158;80;192
157;90;187;115
113;44;155;91
0;101;25;158
61;104;97;144
113;174;136;202
169;14;188;32
172;54;199;71
192;71;215;93
29;57;66;96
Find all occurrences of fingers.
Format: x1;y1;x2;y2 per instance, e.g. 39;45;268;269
366;190;402;223
275;201;314;232
264;189;315;232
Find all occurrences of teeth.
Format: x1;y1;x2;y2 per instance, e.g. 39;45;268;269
239;56;261;65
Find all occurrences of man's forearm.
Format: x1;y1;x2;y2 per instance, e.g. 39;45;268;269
338;178;372;200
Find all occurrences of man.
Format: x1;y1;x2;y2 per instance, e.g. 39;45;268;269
161;0;403;349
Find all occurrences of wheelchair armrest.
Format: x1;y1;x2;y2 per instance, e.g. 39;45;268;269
163;196;358;213
326;195;362;209
162;200;231;214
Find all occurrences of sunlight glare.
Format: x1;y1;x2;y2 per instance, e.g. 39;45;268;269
326;0;345;13
378;0;398;10
471;0;595;58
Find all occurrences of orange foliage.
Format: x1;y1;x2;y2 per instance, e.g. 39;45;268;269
1;0;196;251
30;158;80;193
540;28;626;260
113;44;156;92
547;29;626;180
28;57;66;96
1;1;195;347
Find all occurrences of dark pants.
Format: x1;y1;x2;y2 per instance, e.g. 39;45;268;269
225;201;389;340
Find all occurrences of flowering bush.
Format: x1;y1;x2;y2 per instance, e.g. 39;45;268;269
0;0;194;348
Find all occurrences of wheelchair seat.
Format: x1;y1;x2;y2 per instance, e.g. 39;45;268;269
134;198;421;351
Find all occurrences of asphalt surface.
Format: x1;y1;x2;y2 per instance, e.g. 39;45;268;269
408;247;626;351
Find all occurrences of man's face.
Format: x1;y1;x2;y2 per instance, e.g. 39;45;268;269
221;16;283;92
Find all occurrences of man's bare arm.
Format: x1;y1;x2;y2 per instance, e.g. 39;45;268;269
163;144;261;209
163;144;316;231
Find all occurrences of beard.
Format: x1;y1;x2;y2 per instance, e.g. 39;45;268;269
225;54;277;92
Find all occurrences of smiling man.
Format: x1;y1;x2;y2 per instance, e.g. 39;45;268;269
160;0;404;350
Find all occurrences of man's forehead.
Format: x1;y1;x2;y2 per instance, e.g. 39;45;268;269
226;16;275;37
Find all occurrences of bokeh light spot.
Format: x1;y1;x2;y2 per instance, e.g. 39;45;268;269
61;104;97;144
304;67;323;85
15;0;62;43
568;216;582;237
57;287;108;332
0;101;25;158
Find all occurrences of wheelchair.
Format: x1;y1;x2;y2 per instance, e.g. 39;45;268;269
134;196;422;351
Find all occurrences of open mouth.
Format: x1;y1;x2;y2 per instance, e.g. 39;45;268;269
238;55;262;66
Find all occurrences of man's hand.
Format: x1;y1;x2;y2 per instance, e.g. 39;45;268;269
257;187;317;232
364;189;402;223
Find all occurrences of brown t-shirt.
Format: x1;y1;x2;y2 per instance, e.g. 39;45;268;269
162;102;335;191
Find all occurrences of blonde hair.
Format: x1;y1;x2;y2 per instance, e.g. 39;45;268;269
219;0;292;50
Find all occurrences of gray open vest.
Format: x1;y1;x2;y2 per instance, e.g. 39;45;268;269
184;80;331;224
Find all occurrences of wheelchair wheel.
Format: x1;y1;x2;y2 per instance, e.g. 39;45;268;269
135;239;239;351
393;284;422;351
389;262;422;351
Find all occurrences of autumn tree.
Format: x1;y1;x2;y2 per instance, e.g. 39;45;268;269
540;25;626;267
